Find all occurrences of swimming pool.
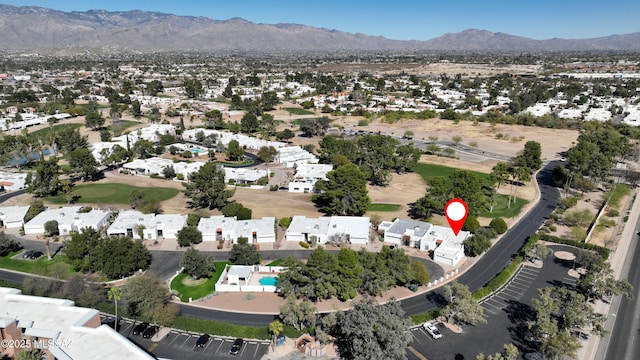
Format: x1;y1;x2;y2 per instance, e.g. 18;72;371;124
190;148;203;154
259;276;279;286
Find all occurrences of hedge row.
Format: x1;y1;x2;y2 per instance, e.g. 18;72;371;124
472;256;523;301
538;234;610;260
410;308;441;325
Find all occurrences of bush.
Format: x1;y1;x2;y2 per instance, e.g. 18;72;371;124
279;217;292;229
462;215;481;232
489;218;508;234
0;232;21;256
463;234;491;257
187;213;201;227
548;225;557;232
221;203;252;220
606;209;620;217
473;256;523;300
475;227;498;240
299;241;310;249
177;226;203;247
177;173;185;180
559;196;578;210
270;185;278;191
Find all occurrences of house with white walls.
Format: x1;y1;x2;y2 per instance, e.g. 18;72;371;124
197;216;276;243
285;216;371;245
24;207;110;236
0;205;30;229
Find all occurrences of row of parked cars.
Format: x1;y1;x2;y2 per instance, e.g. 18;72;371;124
195;334;244;355
22;250;43;260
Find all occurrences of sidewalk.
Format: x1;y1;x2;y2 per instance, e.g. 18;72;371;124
579;188;640;360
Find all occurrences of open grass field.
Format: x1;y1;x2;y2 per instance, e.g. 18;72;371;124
411;162;493;185
283;107;315;115
47;183;179;205
0;251;75;277
108;120;140;133
171;261;230;302
28;123;83;141
480;195;529;219
368;203;401;212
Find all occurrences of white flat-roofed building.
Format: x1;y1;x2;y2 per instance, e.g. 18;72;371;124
235;217;276;243
584;108;612;122
0;171;28;191
0;287;154;360
286;216;370;245
24;207;110;236
0;205;30;228
197;216;276;243
182;128;285;150
107;210;157;240
198;215;237;242
558;108;583;119
224;167;268;184
378;218;468;266
154;214;187;239
122;157;174;176
288;163;333;193
275;146;318;168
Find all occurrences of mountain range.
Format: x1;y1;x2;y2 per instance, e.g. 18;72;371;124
0;5;639;52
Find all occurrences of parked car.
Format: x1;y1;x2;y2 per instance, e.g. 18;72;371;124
22;250;35;258
230;338;244;355
28;251;43;260
132;322;149;335
142;325;158;339
423;322;443;339
195;334;210;348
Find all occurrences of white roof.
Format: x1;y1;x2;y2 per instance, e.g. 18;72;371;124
24;206;82;227
154;214;187;233
198;215;236;234
227;265;253;279
327;216;370;239
223;167;268;183
287;216;331;235
108;210;156;234
235;217;276;238
0;205;30;223
0;287;154;360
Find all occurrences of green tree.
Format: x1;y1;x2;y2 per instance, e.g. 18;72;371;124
279;295;317;331
314;163;370;216
331;298;412;360
268;320;284;349
411;259;430;285
131;100;142;118
183;78;203;99
96;236;151;279
524;242;553;262
44;220;59;237
16;349;43;360
463;234;491;256
442;281;487;327
275;129;295;142
183;162;234;209
25;157;61;197
221;202;252;220
225;139;244;161
0;232;21;256
577;261;632;302
514;140;542;171
394;144;422;173
107;286;123;328
176;226;203;247
85;111;105;130
412;176;449;219
451;170;487;216
180;247;212;279
257;146;277;163
476;343;519;360
240;113;260;133
145;80;164;96
68;147;100;181
229;237;261;265
122;273;178;325
162;165;176;179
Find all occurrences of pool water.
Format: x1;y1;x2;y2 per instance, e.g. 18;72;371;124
259;276;279;286
190;148;203;154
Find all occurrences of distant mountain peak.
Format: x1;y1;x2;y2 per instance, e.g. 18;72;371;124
0;5;637;52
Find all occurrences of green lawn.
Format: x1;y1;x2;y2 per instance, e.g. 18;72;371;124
0;251;75;277
47;183;179;205
283;107;315;115
171;262;230;302
411;162;493;186
265;259;285;266
480;194;529;219
368;203;401;212
28;123;83;140
108;120;140;133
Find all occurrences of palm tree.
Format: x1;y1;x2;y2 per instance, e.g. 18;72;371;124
268;320;284;351
108;286;123;329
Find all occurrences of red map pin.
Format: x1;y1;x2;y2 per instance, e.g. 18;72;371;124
444;198;468;236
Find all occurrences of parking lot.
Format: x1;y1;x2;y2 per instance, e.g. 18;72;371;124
480;266;542;316
101;316;270;360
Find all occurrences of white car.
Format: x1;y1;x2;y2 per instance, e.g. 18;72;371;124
422;322;443;339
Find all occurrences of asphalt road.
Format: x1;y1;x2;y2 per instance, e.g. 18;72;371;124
400;161;560;316
602;217;640;360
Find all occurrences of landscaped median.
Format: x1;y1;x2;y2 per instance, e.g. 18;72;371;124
170;261;229;302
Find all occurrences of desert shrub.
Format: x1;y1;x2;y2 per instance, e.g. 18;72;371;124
489;218;508;234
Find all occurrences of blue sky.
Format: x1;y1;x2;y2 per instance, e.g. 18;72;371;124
4;0;639;40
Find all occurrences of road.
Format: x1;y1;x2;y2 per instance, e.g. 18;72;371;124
602;216;640;359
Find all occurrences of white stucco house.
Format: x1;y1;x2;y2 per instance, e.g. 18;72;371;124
286;216;371;245
0;205;30;229
288;163;333;193
197;216;276;243
23;207;110;236
107;211;187;240
378;218;468;266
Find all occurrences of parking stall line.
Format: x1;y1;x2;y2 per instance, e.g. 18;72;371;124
494;293;512;302
501;287;524;297
506;282;529;291
215;339;225;353
520;268;540;275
